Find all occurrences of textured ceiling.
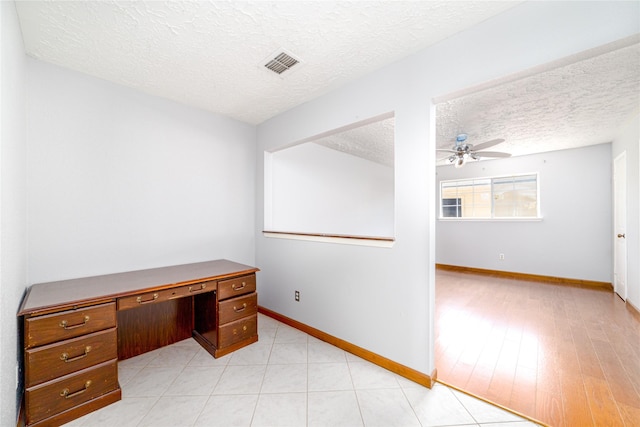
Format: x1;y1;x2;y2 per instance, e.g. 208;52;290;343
435;36;640;162
14;1;639;166
15;0;520;125
314;38;640;167
314;116;395;167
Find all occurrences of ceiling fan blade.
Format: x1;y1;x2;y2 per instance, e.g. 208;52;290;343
436;149;457;153
473;151;511;158
437;155;454;162
472;138;505;152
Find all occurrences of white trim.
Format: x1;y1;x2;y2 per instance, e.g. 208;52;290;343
262;232;395;248
438;217;543;222
440;172;540;219
613;151;628;301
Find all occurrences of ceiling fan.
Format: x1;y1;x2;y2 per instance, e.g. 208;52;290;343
437;134;511;168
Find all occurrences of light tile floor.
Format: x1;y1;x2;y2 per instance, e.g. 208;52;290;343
65;314;541;427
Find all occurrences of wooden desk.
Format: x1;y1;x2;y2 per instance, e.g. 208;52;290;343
18;259;259;427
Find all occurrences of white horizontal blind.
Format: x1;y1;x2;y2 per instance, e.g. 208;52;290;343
441;174;538;219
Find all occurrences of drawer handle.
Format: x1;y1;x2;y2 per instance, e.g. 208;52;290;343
233;303;247;313
189;283;206;292
60;380;92;399
232;282;246;291
136;293;159;304
59;316;90;330
233;325;248;335
60;346;92;363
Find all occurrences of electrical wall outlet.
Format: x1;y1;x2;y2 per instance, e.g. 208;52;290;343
499;253;505;260
295;290;300;302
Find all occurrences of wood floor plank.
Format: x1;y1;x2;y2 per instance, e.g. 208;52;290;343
435;269;640;427
571;326;606;379
449;359;475;387
509;365;537;416
603;364;640;409
560;372;594;427
591;337;640;410
465;365;492;397
536;389;565;427
556;339;581;376
618;402;640;427
583;375;625;426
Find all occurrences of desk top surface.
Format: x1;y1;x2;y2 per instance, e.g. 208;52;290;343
18;259;259;316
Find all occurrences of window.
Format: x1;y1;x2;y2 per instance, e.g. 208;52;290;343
440;174;539;219
441;198;462;217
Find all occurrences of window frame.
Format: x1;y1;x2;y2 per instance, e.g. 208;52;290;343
441;197;462;218
439;172;541;221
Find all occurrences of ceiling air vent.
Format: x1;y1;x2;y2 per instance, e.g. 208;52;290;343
263;51;300;75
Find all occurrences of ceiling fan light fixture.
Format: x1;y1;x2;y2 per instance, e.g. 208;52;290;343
439;134;510;167
454;154;466;168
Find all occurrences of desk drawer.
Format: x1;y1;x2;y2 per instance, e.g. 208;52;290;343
218;274;256;300
184;281;214;296
118;281;214;311
218;314;257;347
25;328;117;388
25;303;116;349
218;293;257;324
25;359;118;425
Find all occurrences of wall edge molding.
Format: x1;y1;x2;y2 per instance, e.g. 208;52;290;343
435;264;613;291
257;306;435;388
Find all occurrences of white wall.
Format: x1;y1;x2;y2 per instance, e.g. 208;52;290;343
2;1;639;423
255;1;640;377
612;114;640;310
267;143;394;237
0;2;27;424
26;60;257;284
436;144;612;282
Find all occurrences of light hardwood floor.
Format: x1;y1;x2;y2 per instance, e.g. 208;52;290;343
435;268;640;427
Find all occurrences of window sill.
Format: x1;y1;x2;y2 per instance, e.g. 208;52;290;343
438;217;543;222
262;231;395;248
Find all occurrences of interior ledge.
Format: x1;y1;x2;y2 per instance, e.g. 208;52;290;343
262;231;395;248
